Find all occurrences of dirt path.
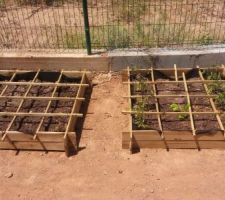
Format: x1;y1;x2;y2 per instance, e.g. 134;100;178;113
0;74;225;200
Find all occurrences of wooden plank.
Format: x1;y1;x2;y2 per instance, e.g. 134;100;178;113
122;140;225;149
123;111;224;115
121;70;128;82
6;132;76;142
164;131;224;141
124;80;225;84
0;81;89;87
123;131;162;141
150;68;164;140
0;54;109;72
0;112;83;117
0;141;65;151
123;131;224;141
7;133;34;142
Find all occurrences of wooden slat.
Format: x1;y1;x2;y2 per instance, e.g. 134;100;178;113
122;111;225;115
150;67;165;142
0;96;85;101
127;67;133;152
182;72;196;136
122;140;225;149
124;94;218;98
0;112;83;117
34;71;64;140
124;80;225;84
122;131;224;141
0;81;89;87
7;132;76;142
0;141;65;151
174;64;178;81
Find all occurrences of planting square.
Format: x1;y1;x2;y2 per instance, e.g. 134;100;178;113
0;70;90;156
122;66;225;152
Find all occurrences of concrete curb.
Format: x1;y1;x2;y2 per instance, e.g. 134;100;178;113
1;46;225;71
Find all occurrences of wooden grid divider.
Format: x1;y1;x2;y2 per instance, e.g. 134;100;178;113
127;67;133;152
0;72;17;149
2;70;41;142
0;81;89;87
150;67;167;149
64;72;85;139
0;96;85;101
197;67;225;137
63;71;88;155
33;71;64;140
174;64;178;82
123;111;225;115
0;112;83;117
123;80;225;84
126;67;223;72
0;72;17;96
124;94;218;99
182;72;196;137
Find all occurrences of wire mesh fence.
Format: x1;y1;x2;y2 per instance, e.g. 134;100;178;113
0;0;225;53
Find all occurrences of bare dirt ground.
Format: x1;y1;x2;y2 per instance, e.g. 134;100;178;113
0;73;225;200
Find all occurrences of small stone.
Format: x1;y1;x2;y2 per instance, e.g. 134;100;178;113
5;172;13;178
103;170;107;175
150;189;154;193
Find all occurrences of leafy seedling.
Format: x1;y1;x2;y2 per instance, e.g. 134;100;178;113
203;70;224;94
170;103;190;121
215;91;225;110
133;97;150;129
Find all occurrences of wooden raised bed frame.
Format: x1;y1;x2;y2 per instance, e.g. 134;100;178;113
0;70;90;156
122;65;225;152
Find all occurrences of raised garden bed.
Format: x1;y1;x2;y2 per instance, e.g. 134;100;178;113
122;66;225;152
0;70;90;156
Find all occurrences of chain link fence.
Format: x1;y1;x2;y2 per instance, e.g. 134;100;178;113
0;0;225;53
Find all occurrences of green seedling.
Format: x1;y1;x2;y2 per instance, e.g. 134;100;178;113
203;70;225;94
133;97;149;129
170;103;190;121
133;72;153;96
215;91;225;110
204;70;222;81
208;81;223;94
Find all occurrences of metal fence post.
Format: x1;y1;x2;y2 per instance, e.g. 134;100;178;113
82;0;92;55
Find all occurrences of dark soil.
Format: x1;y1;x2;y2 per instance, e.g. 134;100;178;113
0;72;81;134
131;70;223;132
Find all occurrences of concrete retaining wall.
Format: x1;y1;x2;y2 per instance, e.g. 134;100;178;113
1;46;225;71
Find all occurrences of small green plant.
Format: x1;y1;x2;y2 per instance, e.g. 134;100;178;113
208;81;223;94
203;70;224;94
215;91;225;110
170;103;190;121
133;73;153;96
204;70;222;81
133;97;149;129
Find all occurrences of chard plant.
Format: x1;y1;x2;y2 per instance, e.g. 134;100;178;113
170;103;190;121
